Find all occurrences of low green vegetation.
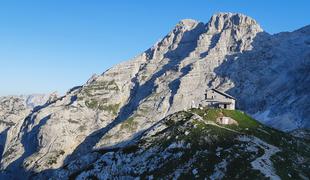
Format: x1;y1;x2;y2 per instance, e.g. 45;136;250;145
120;117;138;131
85;99;99;109
98;103;120;115
142;108;310;179
190;108;259;128
2;147;16;159
47;150;65;165
78;124;87;132
65;108;310;179
84;98;120;115
68;119;80;124
81;80;119;98
142;110;256;178
141;75;148;81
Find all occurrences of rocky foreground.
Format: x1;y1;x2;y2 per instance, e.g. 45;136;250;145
0;13;309;179
38;108;310;179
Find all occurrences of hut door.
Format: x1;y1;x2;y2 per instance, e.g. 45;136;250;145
224;104;227;109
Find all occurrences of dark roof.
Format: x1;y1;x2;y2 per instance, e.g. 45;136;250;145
204;100;232;104
211;88;236;100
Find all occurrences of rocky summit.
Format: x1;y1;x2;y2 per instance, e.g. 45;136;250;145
0;13;309;179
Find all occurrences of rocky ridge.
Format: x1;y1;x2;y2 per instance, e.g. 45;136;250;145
0;13;309;179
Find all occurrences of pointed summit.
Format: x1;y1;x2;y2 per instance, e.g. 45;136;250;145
206;12;262;33
176;19;201;30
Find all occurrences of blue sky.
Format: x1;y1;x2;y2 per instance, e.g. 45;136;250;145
0;0;309;95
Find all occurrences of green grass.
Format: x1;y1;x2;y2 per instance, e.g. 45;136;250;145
120;117;138;131
222;110;259;128
190;108;259;128
99;103;120;115
84;98;120;115
65;108;310;179
143;112;263;178
85;99;99;109
144;108;310;179
81;80;119;97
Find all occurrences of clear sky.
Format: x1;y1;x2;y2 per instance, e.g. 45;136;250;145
0;0;309;96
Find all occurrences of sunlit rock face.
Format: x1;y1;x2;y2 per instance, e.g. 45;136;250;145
0;13;309;179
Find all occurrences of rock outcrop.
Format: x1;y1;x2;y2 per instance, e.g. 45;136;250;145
0;94;54;133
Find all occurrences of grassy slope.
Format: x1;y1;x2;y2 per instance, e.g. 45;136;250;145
63;108;310;179
143;108;310;179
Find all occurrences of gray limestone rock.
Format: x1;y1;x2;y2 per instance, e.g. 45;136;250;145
0;13;309;178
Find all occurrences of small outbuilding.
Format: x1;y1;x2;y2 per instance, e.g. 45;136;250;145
200;88;236;110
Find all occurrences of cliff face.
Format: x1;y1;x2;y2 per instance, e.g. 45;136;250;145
0;13;309;178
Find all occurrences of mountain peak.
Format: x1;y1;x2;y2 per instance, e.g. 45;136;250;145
207;12;262;32
1;13;309;179
175;19;202;31
178;19;199;26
